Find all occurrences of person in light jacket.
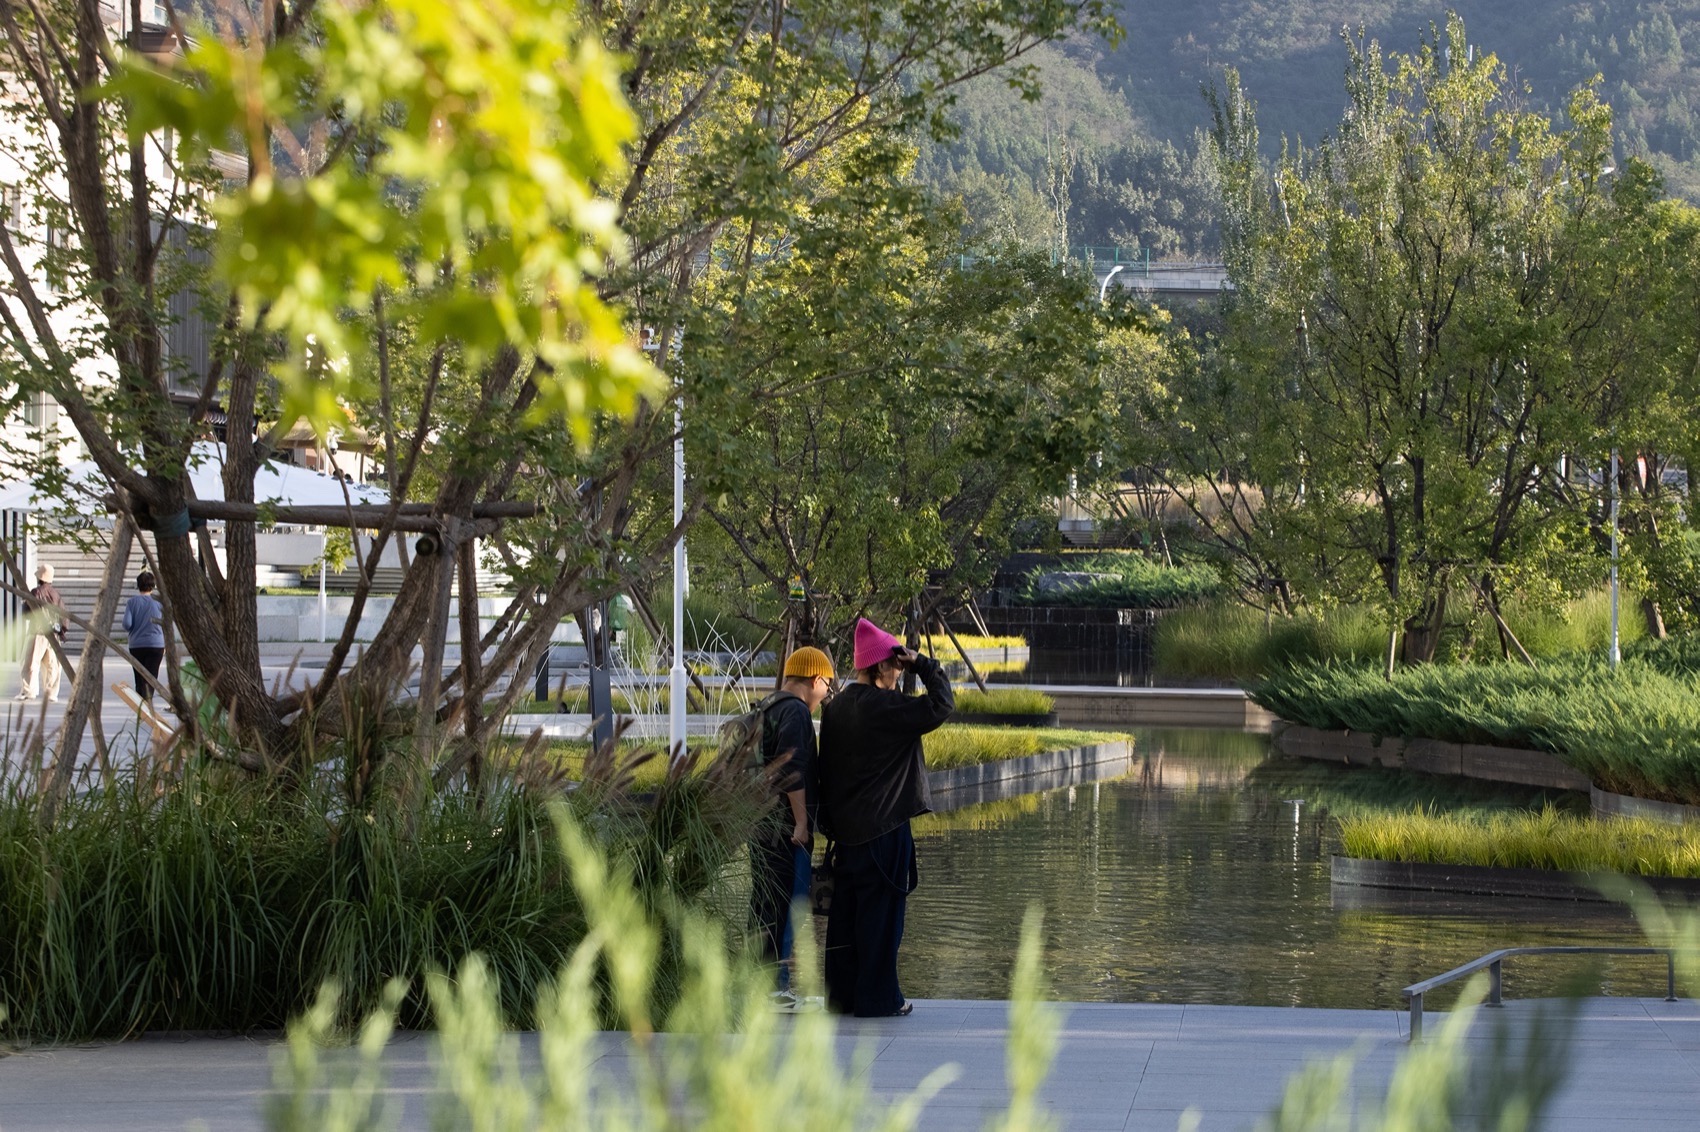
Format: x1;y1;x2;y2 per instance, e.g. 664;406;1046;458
16;563;67;702
123;572;166;703
817;617;954;1017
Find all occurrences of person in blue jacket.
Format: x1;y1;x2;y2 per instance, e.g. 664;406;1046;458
817;617;954;1017
123;572;166;702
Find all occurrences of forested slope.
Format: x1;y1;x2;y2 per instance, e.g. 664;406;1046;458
919;1;1700;253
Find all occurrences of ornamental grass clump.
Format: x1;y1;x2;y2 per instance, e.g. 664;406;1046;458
920;727;1126;770
1018;553;1221;608
0;719;769;1043
269;811;1062;1132
1338;807;1700;878
952;688;1055;716
1251;637;1700;804
1155;602;1387;679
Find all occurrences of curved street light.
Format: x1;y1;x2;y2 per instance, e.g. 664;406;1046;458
1098;264;1125;303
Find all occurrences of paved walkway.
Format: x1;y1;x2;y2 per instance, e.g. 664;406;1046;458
2;997;1697;1131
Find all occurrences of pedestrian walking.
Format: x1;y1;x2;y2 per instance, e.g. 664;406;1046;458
124;572;166;702
748;644;835;1011
16;563;67;702
817;617;954;1017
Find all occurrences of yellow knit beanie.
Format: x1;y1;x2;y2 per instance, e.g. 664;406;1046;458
782;645;835;681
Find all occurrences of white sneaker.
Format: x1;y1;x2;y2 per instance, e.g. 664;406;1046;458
768;990;800;1013
15;692;33;701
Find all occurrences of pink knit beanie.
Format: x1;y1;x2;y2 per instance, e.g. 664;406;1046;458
852;617;904;670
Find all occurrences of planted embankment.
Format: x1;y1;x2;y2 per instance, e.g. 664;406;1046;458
1251;640;1700;806
1331;806;1700;899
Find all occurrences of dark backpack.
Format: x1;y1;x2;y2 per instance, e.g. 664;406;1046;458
716;691;787;770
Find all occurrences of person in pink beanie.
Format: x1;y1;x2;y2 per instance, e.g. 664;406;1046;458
816;616;954;1017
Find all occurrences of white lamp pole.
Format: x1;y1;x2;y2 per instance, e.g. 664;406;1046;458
1609;448;1620;669
318;530;328;643
1098;264;1125;303
668;362;688;762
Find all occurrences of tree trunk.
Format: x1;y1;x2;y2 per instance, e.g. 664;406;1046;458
46;521;133;819
1642;597;1668;641
457;538;484;788
412;536;456;760
1400;590;1448;665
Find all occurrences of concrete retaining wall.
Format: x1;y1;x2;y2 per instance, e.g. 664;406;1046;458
928;740;1133;810
1051;687;1273;731
1591;787;1700;825
1274;724;1590;792
1330;854;1700;902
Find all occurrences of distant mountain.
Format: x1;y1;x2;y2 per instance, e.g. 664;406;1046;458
918;1;1700;254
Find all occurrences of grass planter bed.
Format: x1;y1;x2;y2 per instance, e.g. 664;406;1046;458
1251;640;1700;806
926;738;1133;797
1334;807;1700;901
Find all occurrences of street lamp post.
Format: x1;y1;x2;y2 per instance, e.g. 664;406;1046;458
642;327;689;761
669;395;687;762
1609;449;1621;669
1098;264;1125;303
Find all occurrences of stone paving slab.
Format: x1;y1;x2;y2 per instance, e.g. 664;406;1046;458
3;998;1698;1131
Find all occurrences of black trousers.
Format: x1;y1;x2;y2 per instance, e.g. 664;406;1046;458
131;646;164;701
824;822;916;1017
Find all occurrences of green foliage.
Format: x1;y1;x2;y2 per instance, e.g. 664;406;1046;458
262;817;1580;1132
953;688;1056;716
1155;603;1387;679
1339;807;1700;878
1018;552;1221;608
267;813;1054;1132
0;744;765;1041
690;238;1128;649
112;0;659;438
1199;17;1643;658
1259;975;1576;1132
913;43;1221;256
922;1;1700;250
1251;636;1700;804
922;726;1126;770
1157;589;1647;680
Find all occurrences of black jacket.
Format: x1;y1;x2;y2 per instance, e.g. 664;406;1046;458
817;654;954;846
761;691;818;828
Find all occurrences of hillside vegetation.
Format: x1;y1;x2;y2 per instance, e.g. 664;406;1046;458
920;1;1700;250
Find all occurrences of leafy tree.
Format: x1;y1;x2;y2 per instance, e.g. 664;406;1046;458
1195;19;1665;663
684;197;1119;651
0;0;1117;773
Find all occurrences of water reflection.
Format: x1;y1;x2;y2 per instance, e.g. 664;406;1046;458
904;727;1658;1009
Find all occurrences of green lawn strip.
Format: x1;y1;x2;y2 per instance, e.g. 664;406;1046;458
951;688;1054;715
1338;807;1700;878
535;726;1128;791
1250;635;1700;806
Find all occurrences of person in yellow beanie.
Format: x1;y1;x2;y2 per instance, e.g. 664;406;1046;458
750;644;836;1010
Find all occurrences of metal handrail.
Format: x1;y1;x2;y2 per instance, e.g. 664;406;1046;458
1402;946;1678;1042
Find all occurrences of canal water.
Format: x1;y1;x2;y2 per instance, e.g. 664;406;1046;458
901;727;1668;1010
